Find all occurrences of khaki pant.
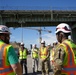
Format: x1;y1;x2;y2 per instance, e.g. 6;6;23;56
40;59;49;75
32;58;39;72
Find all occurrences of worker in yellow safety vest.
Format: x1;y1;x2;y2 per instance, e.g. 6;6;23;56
53;23;76;75
0;25;22;75
39;40;49;75
19;42;28;75
31;44;39;73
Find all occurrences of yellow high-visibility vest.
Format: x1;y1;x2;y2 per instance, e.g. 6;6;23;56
0;42;15;75
19;49;27;59
40;47;48;59
32;48;38;58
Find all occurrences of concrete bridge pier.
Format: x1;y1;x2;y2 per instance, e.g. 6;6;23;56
71;24;76;44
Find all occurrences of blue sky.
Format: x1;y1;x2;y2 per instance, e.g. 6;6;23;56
0;0;75;49
0;0;76;7
0;0;76;10
10;27;57;48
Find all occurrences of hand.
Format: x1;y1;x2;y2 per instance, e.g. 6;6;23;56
54;70;61;75
41;59;46;62
53;64;62;75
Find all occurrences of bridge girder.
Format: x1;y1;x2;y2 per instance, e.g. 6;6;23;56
0;10;76;27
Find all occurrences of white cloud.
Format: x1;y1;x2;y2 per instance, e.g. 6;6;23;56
10;27;57;49
42;33;57;46
33;33;57;47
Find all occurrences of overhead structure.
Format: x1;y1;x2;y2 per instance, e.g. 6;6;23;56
0;10;76;43
0;10;76;27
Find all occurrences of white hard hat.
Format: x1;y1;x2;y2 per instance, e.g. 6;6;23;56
32;44;36;47
0;25;11;34
47;43;51;45
53;41;57;43
55;23;71;34
21;42;24;45
41;40;45;44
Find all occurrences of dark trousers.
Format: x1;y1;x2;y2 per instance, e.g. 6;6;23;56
20;59;27;75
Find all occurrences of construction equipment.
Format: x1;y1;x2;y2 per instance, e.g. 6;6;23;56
25;27;51;44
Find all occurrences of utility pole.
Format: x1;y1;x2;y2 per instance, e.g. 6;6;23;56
21;23;23;42
20;21;25;43
38;27;42;44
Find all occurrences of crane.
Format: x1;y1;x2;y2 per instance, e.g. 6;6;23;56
25;27;51;44
20;22;51;45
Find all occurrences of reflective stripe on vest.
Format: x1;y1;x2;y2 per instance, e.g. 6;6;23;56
62;43;76;75
0;44;6;67
0;44;13;74
0;68;13;73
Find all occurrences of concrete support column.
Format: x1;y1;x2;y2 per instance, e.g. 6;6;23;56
0;14;3;25
0;14;6;25
71;24;76;44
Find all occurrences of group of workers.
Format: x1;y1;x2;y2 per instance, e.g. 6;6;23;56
0;22;76;75
31;40;50;75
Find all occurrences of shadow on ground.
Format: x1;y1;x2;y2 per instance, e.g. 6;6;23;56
28;71;42;75
23;69;53;75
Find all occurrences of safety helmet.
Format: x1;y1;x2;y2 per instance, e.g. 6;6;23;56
21;42;24;45
41;40;45;44
53;41;58;45
32;44;36;47
53;41;57;43
32;44;36;48
47;43;51;46
55;23;71;34
0;25;11;34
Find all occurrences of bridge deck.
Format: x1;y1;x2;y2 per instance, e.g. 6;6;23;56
0;10;76;27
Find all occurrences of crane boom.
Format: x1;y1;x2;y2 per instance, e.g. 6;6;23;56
25;27;51;44
25;27;51;33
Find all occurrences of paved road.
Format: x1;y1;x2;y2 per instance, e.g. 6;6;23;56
23;55;53;75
